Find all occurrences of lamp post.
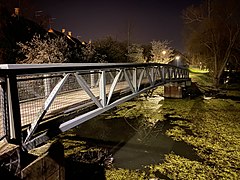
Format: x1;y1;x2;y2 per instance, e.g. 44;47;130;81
175;55;180;66
161;50;166;62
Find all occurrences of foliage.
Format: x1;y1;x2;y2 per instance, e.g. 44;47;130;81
141;43;153;62
81;42;107;63
17;34;71;63
127;44;145;63
150;40;174;63
93;36;129;63
60;73;240;179
149;153;238;180
106;168;146;180
183;0;240;87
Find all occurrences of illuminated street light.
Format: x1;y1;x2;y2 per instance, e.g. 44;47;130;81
175;55;180;60
175;55;180;66
162;50;166;55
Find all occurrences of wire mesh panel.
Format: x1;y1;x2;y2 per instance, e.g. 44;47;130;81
46;73;89;116
18;75;45;126
0;63;190;149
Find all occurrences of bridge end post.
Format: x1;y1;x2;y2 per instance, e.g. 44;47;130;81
6;75;22;145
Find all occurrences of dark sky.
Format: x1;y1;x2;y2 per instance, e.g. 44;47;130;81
34;0;202;51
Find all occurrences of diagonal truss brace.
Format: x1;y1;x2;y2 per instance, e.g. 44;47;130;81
24;73;70;143
124;69;135;93
74;73;103;108
107;70;122;105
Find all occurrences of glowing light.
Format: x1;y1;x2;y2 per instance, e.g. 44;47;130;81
175;55;180;60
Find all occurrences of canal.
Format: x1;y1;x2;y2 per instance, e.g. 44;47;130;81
56;81;240;179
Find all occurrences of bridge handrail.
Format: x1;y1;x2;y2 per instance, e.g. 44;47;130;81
0;63;187;75
0;63;190;149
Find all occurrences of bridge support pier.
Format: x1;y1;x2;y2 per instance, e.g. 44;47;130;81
0;140;65;179
164;80;191;98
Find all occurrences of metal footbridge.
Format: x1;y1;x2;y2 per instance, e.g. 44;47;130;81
0;63;189;150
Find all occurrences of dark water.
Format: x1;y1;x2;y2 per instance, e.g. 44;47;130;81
62;104;202;179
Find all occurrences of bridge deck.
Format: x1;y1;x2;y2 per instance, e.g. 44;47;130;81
0;63;189;150
20;81;129;127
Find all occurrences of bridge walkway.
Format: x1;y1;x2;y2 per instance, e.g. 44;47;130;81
0;63;190;150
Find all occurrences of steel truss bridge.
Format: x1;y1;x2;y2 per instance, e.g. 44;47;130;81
0;63;189;151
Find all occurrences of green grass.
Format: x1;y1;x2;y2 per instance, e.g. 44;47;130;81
189;72;214;89
188;67;209;74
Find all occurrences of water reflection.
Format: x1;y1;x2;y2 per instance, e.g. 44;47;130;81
64;95;201;171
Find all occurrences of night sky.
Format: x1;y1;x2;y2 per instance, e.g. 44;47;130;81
34;0;202;51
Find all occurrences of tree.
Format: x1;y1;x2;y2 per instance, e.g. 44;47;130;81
0;4;13;63
150;40;174;63
127;44;145;63
93;36;129;63
17;34;71;63
183;0;240;87
142;43;152;62
81;41;106;63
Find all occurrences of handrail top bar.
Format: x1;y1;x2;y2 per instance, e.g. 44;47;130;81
0;63;187;75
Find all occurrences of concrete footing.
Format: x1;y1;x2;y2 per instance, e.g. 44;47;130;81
0;140;65;180
164;80;191;99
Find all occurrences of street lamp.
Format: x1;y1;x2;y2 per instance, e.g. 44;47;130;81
175;55;180;66
162;50;166;55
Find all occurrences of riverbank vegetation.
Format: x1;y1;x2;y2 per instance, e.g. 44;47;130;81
105;72;240;179
60;72;240;179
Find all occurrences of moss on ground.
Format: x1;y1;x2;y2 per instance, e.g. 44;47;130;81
158;97;240;179
62;73;240;179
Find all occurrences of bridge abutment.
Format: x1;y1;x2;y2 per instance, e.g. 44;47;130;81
0;140;65;179
164;80;191;98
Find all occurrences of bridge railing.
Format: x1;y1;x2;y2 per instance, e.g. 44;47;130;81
0;63;189;150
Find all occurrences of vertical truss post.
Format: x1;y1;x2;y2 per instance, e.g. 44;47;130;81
43;74;51;97
169;67;172;80
99;70;106;107
173;68;176;79
90;70;95;88
151;67;155;85
133;68;137;92
161;66;165;82
0;77;7;140
6;75;22;145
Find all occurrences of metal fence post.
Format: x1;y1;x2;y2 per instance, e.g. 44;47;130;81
161;66;165;82
6;75;22;145
133;68;137;92
99;70;106;107
90;71;95;88
44;74;51;97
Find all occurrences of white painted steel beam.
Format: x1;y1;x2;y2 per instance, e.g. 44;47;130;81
59;81;162;133
107;70;122;105
24;73;70;143
74;73;103;108
99;71;106;107
1;63;190;148
124;69;135;93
